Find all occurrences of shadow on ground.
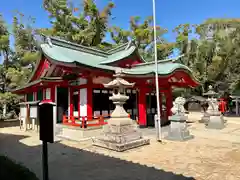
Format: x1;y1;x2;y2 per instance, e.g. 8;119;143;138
0;133;195;180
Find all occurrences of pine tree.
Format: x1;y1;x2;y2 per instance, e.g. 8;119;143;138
42;0;114;47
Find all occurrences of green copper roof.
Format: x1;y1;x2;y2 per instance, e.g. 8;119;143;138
99;46;137;65
123;56;192;76
13;37;200;94
40;37;142;71
40;37;197;77
41;43;116;71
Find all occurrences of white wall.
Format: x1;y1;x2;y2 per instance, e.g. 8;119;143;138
80;88;87;117
45;88;51;99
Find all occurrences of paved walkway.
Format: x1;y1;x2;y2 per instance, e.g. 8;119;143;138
1;113;240;180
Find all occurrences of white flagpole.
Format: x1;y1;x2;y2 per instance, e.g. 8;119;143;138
152;0;162;142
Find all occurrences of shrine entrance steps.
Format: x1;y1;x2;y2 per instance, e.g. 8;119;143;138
55;124;103;142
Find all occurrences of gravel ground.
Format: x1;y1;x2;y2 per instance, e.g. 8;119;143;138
1;113;240;180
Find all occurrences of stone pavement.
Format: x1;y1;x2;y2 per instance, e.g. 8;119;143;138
1;113;240;180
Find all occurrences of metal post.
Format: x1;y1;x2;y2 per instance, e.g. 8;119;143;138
152;0;162;142
42;141;49;180
236;98;239;116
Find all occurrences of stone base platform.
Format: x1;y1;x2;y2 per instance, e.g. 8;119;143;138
165;131;194;141
205;115;225;129
93;137;150;152
165;115;194;141
93;121;150;152
199;113;210;123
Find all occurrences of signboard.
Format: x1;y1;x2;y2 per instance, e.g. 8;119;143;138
69;78;87;86
30;106;38;118
92;76;112;84
45;88;51;99
20;106;27;117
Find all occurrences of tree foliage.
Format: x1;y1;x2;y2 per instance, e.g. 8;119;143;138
42;0;114;47
174;19;240;93
0;1;240;116
110;16;174;60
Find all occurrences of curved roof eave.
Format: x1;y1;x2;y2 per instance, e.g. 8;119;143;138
122;67;201;87
41;46;116;72
99;46;139;65
27;51;44;83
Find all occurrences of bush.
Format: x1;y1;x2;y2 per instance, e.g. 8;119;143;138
0;155;39;180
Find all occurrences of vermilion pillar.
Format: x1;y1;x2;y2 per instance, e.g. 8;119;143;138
87;80;93;119
69;87;73;117
78;90;80;118
138;88;147;128
159;92;163;119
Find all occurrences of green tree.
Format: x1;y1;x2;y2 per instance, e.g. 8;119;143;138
110;16;174;60
12;12;40;70
0;14;11;93
42;0;114;47
174;20;240;94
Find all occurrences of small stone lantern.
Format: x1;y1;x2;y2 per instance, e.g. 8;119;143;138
203;85;225;129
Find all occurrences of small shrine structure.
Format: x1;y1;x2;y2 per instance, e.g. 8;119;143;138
12;36;199;130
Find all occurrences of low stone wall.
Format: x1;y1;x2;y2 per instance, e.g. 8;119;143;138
187;102;202;112
0;119;19;128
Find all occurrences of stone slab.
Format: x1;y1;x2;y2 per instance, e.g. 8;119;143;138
165;131;194;141
98;131;142;144
93;138;150;152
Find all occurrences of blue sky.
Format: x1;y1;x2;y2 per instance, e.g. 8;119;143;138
0;0;240;43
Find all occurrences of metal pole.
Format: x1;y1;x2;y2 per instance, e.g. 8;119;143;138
152;0;162;142
42;141;49;180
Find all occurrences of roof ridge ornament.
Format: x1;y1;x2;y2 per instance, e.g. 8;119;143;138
125;39;133;50
46;36;53;48
114;68;125;78
172;54;185;63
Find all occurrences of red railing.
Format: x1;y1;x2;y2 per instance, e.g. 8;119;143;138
62;115;108;128
62;114;132;128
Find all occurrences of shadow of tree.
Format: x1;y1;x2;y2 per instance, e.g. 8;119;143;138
0;133;195;180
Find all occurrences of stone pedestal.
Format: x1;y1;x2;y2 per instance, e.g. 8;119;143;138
205;103;225;129
205;115;225;129
93;117;149;152
199;112;210;123
165;115;194;141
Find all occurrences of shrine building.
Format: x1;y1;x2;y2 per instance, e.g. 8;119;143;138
13;37;199;128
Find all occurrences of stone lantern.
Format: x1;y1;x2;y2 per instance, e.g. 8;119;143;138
203;85;225;129
93;68;150;152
